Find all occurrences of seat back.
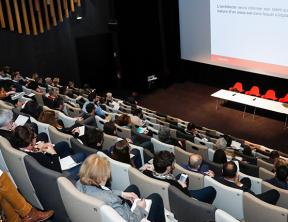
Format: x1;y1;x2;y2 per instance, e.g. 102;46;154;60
174;146;190;165
151;138;175;154
0;137;43;209
102;133;122;150
263;89;277;100
239;161;259;177
168;185;215;222
95;115;107;131
56;111;76;128
128;167;170;210
185;140;209;161
259;167;274;180
203;160;223;177
30;117;51;142
239;172;262;194
70;138;98;156
146;120;161;130
48;126;72;146
143;114;157;123
194;137;214;149
257;158;274;171
243;192;288;222
57;177;103;222
115;124;132;139
148;127;159;140
262;181;288;209
0;100;14;109
33;91;45;106
173;163;204;190
215;209;239;222
100;205;127;222
204;176;244;220
129;144;144;167
24;155;69;222
97;152;131;191
64;103;82;118
208;148;215;161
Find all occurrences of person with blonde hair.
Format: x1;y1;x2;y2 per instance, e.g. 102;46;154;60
76;154;165;222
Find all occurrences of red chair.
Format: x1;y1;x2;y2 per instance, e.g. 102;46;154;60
261;89;278;101
229;82;244;93
245;86;261;97
279;93;288;103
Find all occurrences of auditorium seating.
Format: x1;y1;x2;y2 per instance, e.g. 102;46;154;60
168;185;216;222
1;73;288;222
215;209;239;222
245;85;261;97
243;192;288;222
204;176;244;220
24;155;69;222
229;82;244;93
261;89;278;100
262;181;288;209
0;137;44;209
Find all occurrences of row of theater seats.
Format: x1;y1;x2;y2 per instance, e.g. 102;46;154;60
0;134;243;222
1;78;287;221
229;82;288;102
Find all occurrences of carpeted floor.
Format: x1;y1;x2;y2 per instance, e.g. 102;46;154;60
140;81;288;154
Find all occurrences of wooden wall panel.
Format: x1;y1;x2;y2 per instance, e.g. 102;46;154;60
35;0;44;33
5;0;14;31
43;0;51;30
0;0;6;28
21;0;30;35
29;0;38;35
13;0;22;33
57;0;63;22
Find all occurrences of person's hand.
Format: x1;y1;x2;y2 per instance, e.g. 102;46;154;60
6;91;16;96
121;192;139;204
235;172;242;187
206;170;215;177
136;198;146;209
72;127;80;135
139;163;154;172
41;143;57;155
178;180;187;188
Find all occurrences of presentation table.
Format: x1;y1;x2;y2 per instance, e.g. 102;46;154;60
211;89;288;126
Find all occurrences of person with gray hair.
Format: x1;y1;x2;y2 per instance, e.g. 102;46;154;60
0;109;15;131
181;153;214;177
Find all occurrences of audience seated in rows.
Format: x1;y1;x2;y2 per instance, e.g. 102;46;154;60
142;151;216;204
76;154;166;222
216;161;280;205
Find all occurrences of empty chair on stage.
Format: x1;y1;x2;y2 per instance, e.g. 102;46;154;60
261;89;278;101
279;93;288;103
229;82;244;93
245;86;261;97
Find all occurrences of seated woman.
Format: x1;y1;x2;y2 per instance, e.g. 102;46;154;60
11;125;86;179
142;151;217;204
38;110;81;134
76;154;165;222
111;139;142;169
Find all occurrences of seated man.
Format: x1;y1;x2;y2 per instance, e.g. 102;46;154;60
142;151;216;204
181;154;214;177
216;161;280;205
0;169;54;222
266;165;288;190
